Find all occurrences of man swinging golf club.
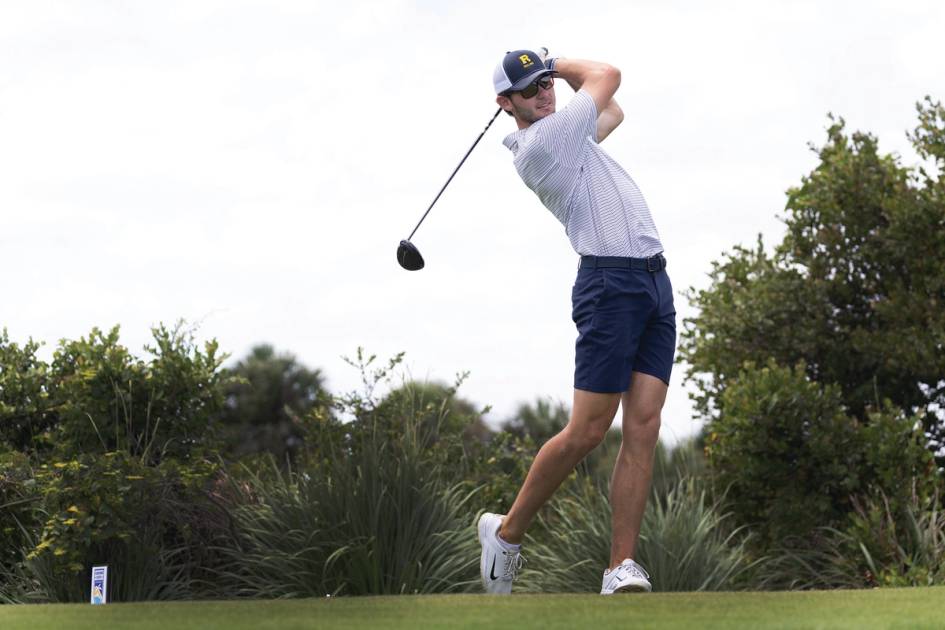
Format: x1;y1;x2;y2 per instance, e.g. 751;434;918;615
478;49;676;595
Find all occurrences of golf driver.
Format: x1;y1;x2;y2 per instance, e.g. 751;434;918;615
397;107;503;271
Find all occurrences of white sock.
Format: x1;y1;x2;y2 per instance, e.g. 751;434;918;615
495;530;521;551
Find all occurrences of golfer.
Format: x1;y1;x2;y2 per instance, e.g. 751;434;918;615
478;49;675;595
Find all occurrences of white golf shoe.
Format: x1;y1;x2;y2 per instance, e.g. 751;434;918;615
600;558;652;594
477;512;524;594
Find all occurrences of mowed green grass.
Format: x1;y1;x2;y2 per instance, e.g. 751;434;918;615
1;588;943;630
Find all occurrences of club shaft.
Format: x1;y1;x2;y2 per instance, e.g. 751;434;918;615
407;107;503;241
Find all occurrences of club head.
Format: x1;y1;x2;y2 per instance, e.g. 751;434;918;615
397;240;424;271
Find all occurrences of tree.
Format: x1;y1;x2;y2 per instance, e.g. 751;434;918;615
681;97;945;468
501;397;623;482
502;398;569;443
372;380;492;451
219;344;329;464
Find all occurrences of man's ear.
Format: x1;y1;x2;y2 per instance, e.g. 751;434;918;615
496;94;514;117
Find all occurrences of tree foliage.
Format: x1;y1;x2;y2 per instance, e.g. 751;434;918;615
682;97;945;465
502;398;569;443
219;344;329;464
1;323;228;464
0;331;57;454
681;98;945;554
0;323;232;602
706;361;934;546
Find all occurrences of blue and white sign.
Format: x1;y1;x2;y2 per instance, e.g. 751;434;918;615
90;565;108;605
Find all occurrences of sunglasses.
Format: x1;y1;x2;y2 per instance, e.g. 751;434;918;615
510;75;554;99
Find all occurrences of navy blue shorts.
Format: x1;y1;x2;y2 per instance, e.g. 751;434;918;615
571;256;677;392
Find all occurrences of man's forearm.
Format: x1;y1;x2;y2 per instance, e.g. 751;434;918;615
555;58;621;115
559;69;583;93
552;58;615;90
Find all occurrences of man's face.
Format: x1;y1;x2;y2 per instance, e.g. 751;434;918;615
499;75;556;126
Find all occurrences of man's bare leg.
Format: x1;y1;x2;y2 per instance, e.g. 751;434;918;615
608;371;667;568
498;389;621;544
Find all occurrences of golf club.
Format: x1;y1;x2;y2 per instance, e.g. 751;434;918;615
397;107;504;271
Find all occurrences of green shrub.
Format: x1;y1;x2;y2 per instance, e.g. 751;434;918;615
18;451;220;603
859;403;939;516
0;450;39;572
0;330;57;454
0;323;235;603
463;429;537;518
0;449;42;603
2;323;230;465
706;361;935;548
707;361;860;546
49;323;228;464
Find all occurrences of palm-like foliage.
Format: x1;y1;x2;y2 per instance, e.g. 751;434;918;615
521;476;753;593
756;489;945;589
209;358;483;597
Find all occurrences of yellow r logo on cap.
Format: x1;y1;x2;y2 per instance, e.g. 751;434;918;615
519;54;533;67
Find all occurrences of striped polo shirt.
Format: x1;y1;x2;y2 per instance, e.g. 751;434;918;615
502;90;663;258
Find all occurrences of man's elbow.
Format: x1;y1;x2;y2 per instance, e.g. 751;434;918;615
600;64;621;90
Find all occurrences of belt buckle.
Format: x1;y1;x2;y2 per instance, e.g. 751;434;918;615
646;255;661;272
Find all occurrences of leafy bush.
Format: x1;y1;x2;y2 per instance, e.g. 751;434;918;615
373;380;491;448
48;323;228;464
0;449;41;602
500;397;631;485
18;451;220;603
706;361;934;547
0;330;57;454
463;429;538;519
0;450;38;570
707;361;860;546
502;398;569;443
859;403;939;516
0;323;234;603
2;323;229;464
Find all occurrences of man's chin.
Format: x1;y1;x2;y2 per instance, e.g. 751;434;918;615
536;104;555;118
519;104;554;124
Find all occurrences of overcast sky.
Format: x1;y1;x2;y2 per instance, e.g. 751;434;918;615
2;0;943;444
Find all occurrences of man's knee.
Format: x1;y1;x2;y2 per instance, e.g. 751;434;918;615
624;411;661;447
567;389;620;453
562;418;611;455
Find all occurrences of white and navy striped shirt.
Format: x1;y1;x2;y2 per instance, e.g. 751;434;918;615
502;90;663;257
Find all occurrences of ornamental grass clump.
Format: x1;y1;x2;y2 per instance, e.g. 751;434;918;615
209;350;483;596
522;472;753;592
